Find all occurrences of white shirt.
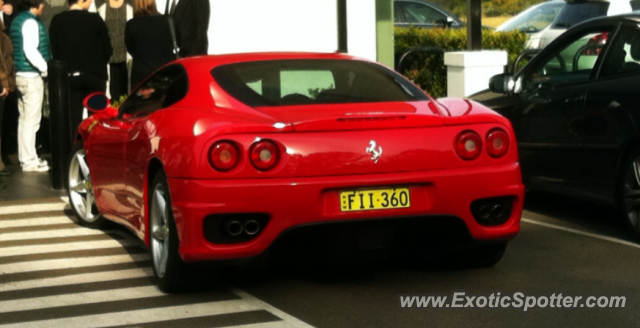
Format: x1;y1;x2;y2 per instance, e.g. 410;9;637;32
17;18;47;77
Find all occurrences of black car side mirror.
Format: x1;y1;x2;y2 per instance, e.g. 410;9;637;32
489;73;515;94
435;16;454;28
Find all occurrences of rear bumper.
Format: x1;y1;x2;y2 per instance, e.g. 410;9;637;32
168;163;524;262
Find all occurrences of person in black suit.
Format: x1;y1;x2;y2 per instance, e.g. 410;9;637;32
165;0;209;57
49;0;113;138
126;0;175;88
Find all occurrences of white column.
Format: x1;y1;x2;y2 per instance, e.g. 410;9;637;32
444;51;507;98
209;0;337;55
346;0;377;61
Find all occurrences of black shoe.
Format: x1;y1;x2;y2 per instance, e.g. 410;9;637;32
0;169;11;176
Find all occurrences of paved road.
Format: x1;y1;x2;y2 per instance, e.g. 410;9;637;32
1;192;640;327
0;197;312;328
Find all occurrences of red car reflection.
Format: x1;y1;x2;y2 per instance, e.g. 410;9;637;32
67;52;524;292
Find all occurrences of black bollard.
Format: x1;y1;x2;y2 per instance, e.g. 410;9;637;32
48;60;71;190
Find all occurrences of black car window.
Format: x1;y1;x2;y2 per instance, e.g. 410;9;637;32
118;65;188;118
551;2;609;29
632;1;640;10
599;25;640;78
499;2;564;33
527;27;613;88
212;59;429;107
394;2;406;23
399;1;446;25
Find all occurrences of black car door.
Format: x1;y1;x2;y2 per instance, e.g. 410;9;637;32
580;23;640;198
509;24;615;188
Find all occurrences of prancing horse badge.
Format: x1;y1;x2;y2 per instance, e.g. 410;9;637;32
366;140;383;163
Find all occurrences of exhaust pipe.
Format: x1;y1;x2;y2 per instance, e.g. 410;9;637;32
490;204;503;220
244;220;261;235
224;220;243;236
479;205;492;220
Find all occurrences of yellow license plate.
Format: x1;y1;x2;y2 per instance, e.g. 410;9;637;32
340;188;411;212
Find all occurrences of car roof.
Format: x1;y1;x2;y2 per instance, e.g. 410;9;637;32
172;52;368;71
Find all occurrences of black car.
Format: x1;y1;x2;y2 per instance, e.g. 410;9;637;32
394;0;463;28
470;13;640;237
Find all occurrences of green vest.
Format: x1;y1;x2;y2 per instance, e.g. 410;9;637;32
11;11;51;73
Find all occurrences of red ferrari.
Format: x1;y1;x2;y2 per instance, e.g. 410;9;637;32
68;52;524;292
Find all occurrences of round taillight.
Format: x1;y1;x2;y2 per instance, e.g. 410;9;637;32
209;141;239;171
456;131;482;160
250;140;280;171
486;129;510;158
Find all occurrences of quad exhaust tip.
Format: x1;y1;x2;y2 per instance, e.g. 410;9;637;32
204;213;270;244
244;220;261;235
224;220;244;236
479;204;503;220
223;219;262;237
471;196;513;226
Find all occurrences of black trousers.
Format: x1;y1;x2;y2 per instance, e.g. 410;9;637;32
109;62;128;101
69;74;106;141
1;92;17;154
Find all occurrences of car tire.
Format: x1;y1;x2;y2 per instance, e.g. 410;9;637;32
618;148;640;239
67;141;103;229
445;242;508;269
149;170;190;293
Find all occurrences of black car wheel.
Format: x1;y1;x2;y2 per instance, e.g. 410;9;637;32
67;142;103;228
619;149;640;238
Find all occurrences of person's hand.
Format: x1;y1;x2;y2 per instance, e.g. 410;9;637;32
0;88;8;97
2;4;13;16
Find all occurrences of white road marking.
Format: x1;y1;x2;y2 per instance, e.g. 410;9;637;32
0;227;108;242
0;268;154;293
0;286;166;313
0;216;76;228
0;203;68;215
0;200;315;328
0;299;263;328
522;217;640;249
0;239;141;257
233;289;315;328
0;254;151;275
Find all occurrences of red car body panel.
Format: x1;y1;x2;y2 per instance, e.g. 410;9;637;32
77;52;525;263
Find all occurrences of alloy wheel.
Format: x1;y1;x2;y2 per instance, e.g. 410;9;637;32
68;148;99;223
151;183;171;278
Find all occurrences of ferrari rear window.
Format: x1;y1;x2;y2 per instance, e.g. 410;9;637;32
211;59;429;107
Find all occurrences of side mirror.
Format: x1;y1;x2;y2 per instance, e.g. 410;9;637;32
444;16;454;27
83;92;118;118
84;92;110;112
488;73;515;94
435;17;454;28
